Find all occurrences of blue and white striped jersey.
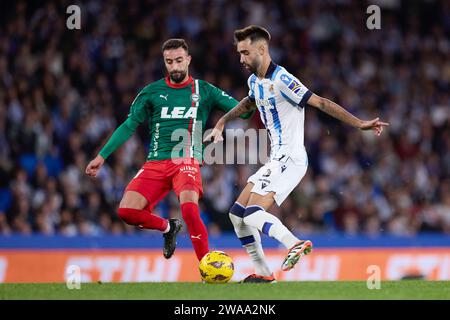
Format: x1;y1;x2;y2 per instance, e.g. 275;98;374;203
247;62;312;165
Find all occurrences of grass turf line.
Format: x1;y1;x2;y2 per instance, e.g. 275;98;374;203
1;281;449;300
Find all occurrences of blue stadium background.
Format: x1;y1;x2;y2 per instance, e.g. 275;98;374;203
0;0;449;264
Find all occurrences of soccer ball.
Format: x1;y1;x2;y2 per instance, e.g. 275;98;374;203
199;251;234;283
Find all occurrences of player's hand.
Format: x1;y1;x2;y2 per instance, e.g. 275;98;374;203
85;155;105;177
203;120;225;143
359;117;389;136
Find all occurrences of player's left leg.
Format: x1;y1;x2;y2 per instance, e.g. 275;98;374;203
244;192;300;249
178;190;209;261
172;160;209;261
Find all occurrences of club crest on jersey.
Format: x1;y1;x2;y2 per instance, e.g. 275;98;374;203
280;74;292;85
190;93;201;103
161;107;198;119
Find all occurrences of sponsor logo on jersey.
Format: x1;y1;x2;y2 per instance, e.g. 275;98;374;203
288;80;302;94
180;165;198;173
281;73;303;94
152;123;160;156
161;107;198;119
255;98;273;108
190;93;201;103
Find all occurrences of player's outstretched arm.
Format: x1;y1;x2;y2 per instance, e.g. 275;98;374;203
204;97;256;143
307;93;389;136
84;118;138;177
84;90;149;177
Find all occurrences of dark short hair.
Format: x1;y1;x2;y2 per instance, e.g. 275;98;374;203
234;25;271;44
161;38;189;53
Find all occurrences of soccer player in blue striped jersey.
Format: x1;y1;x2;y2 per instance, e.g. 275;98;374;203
205;25;388;283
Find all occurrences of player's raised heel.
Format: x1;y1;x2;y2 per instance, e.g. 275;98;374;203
239;273;277;283
163;218;182;259
281;240;313;271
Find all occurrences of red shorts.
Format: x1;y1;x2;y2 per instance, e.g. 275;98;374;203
125;158;203;211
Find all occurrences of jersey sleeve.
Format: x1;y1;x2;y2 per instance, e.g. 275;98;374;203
247;74;256;102
207;82;253;119
127;91;151;129
98;90;151;159
275;72;312;108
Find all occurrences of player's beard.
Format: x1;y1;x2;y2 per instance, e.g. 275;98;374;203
244;61;259;74
169;70;187;83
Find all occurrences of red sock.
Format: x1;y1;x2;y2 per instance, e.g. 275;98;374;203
180;202;209;260
118;208;168;232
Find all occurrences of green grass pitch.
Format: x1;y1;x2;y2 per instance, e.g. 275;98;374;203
1;281;449;300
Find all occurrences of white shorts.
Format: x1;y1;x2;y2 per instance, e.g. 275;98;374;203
247;156;307;206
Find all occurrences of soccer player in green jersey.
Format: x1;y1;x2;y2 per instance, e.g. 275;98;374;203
85;39;252;262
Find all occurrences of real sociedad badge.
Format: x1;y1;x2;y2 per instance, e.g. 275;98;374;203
280;74;292;85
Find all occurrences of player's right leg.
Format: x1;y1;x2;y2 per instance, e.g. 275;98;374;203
119;191;168;231
118;162;182;259
243;192;313;272
242;157;313;271
229;183;275;283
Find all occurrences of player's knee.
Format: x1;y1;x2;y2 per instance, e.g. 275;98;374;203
179;190;199;204
229;213;243;229
119;191;147;210
243;205;263;225
229;201;246;228
118;208;141;226
229;202;245;222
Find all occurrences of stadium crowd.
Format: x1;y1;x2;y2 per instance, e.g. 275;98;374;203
0;0;449;237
